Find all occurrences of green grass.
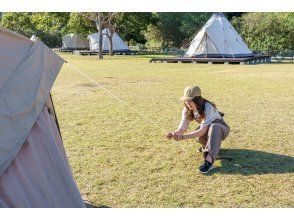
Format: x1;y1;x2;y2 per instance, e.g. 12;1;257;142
52;54;294;207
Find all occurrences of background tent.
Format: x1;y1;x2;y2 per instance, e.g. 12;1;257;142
88;29;130;52
30;34;38;40
185;13;253;58
62;34;89;50
0;26;85;208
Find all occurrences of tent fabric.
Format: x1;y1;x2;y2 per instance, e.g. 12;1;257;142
0;26;64;176
62;34;89;50
0;106;86;208
88;29;130;51
0;26;85;207
185;13;253;58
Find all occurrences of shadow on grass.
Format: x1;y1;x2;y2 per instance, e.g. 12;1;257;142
84;201;111;208
212;149;294;175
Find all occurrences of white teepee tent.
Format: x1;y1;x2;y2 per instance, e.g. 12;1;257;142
88;29;130;52
62;34;89;50
0;26;86;208
185;13;253;58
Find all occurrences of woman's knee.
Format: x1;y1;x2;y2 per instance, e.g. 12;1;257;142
222;126;230;140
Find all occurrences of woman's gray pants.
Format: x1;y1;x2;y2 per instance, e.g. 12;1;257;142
197;119;230;163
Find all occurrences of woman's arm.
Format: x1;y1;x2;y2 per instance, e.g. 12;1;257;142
184;125;208;139
173;129;185;135
166;108;189;139
173;125;209;141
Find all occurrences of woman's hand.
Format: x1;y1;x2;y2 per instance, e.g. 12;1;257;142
165;132;174;139
173;133;183;141
166;129;185;140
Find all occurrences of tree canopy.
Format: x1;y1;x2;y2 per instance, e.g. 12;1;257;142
231;12;294;52
1;12;293;51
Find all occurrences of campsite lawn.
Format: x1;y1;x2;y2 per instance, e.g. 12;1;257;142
52;53;294;208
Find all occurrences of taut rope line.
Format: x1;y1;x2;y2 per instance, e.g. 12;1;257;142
65;62;187;153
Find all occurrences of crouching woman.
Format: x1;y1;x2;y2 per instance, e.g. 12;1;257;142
166;85;230;174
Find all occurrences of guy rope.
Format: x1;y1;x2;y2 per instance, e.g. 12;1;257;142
65;62;187;153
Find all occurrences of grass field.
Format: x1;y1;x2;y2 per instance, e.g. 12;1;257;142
52;54;294;208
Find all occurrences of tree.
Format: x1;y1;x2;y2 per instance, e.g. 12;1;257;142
179;13;212;47
79;12;119;59
283;13;294;50
101;13;119;57
144;12;211;49
1;12;70;47
1;13;35;37
231;13;294;52
114;13;157;44
65;13;96;36
30;13;70;47
144;13;184;48
30;13;70;34
144;24;163;48
225;12;245;20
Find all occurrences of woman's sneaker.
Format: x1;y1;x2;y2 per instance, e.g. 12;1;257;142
198;160;213;174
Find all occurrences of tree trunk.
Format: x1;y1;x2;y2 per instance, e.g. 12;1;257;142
109;33;113;56
96;13;103;59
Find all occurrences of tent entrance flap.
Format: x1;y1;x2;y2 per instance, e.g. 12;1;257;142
192;33;221;58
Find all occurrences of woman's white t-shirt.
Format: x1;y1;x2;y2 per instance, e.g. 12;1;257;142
178;102;221;131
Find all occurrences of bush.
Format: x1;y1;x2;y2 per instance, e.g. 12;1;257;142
35;30;62;48
128;39;138;46
231;13;294;52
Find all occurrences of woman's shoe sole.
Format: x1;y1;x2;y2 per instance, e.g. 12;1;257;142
198;166;214;174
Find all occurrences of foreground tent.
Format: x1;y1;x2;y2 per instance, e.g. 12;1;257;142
62;33;89;50
185;13;253;58
88;29;130;52
0;26;86;208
